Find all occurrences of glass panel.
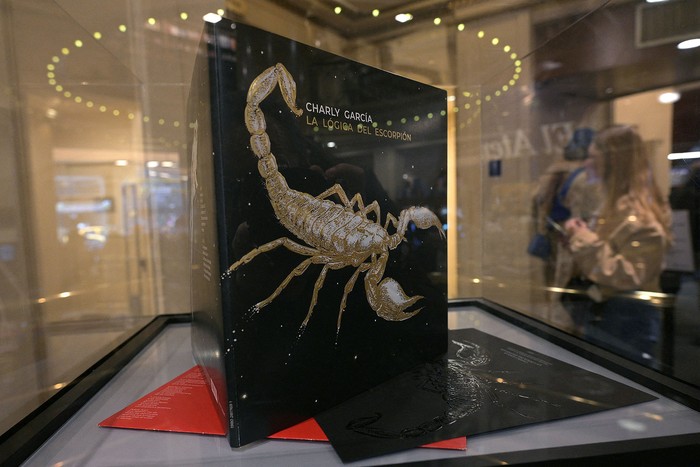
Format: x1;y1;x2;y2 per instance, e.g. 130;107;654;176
2;0;699;442
0;0;223;436
476;1;700;377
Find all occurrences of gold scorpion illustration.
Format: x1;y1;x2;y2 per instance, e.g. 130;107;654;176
226;63;444;336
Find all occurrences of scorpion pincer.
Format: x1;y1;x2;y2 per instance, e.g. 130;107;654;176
226;63;445;337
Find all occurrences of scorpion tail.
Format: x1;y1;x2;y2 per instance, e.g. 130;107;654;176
246;64;302;116
245;64;303;182
274;63;303;117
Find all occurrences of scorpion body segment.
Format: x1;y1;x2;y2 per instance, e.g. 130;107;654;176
229;63;445;335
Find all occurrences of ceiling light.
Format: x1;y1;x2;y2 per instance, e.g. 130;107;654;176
203;13;222;23
658;91;680;104
668;151;700;160
334;6;342;14
372;9;380;17
678;38;700;50
433;17;441;25
395;13;413;23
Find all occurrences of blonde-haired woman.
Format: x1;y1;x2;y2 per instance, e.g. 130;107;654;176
565;125;672;367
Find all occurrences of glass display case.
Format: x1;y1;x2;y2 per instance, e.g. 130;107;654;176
1;0;699;465
6;303;700;466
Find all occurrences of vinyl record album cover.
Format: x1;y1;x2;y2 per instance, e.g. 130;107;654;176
188;18;447;447
316;328;657;462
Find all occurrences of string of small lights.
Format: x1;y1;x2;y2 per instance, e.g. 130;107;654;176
45;8;227;155
46;7;521;140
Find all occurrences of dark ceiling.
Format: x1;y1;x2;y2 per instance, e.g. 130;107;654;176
267;0;700;102
271;0;528;40
533;1;700;100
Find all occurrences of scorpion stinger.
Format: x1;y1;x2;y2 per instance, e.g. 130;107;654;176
227;63;445;339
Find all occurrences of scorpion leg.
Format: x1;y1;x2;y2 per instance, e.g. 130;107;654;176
297;263;331;337
254;254;334;317
314;183;352;206
343;191;381;222
314;184;381;221
336;262;371;338
364;252;423;321
354;198;381;223
384;213;400;234
252;257;314;314
224;237;318;277
299;259;380;342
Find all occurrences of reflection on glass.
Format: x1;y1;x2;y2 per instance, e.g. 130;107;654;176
1;0;699;444
563;126;671;368
0;0;220;437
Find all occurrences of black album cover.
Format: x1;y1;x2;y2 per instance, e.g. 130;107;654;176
316;328;657;462
188;18;447;447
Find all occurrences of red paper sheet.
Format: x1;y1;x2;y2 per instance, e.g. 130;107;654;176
99;366;226;435
269;417;467;450
100;366;466;451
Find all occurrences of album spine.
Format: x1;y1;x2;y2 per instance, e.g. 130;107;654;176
207;20;242;447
